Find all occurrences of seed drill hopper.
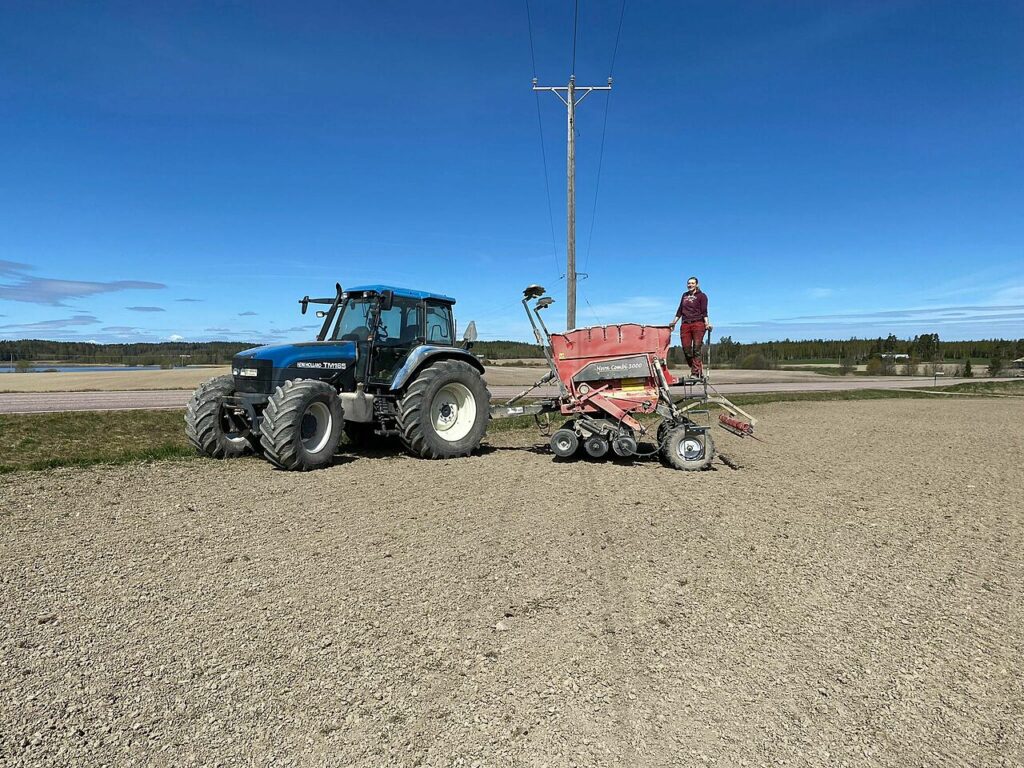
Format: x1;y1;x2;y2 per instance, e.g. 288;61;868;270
490;285;758;470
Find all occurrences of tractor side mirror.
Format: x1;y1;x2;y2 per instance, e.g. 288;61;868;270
463;320;478;343
300;296;310;315
379;290;394;312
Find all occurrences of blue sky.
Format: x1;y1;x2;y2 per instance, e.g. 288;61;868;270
1;1;1021;345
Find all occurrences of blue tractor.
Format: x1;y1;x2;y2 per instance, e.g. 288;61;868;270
185;284;488;471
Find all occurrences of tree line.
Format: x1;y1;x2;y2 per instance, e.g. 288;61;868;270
0;340;253;366
703;334;1024;367
2;334;1021;368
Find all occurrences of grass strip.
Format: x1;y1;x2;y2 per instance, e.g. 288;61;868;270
0;410;197;474
938;380;1024;395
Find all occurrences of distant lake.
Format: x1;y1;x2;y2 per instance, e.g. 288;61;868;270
0;365;172;373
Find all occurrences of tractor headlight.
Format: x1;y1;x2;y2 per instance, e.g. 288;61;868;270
234;368;259;378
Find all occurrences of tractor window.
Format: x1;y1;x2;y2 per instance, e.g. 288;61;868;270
377;298;422;345
426;303;453;345
333;297;375;341
332;296;422;343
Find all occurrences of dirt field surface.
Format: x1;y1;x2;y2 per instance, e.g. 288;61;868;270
2;399;1022;767
0;367;230;393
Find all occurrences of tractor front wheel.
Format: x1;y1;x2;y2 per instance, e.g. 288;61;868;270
397;360;489;459
260;380;344;471
184;374;253;459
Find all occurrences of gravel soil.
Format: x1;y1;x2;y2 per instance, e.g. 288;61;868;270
1;399;1021;767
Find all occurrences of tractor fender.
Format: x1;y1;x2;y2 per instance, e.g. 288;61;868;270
390;346;485;391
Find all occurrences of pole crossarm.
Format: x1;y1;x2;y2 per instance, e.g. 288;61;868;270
531;75;612;330
533;78;612;106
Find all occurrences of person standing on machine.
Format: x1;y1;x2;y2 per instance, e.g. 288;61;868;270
668;276;712;379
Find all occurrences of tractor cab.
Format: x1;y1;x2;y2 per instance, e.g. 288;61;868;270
330;285;458;387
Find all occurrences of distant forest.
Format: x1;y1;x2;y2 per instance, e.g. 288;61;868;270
0;340;253;367
1;334;1021;367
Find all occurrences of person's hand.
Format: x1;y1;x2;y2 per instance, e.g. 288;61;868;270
706;323;713;332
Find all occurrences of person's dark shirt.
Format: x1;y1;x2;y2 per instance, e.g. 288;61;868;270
676;289;708;323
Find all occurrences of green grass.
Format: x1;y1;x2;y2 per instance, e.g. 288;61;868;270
1;381;1019;474
938;379;1024;395
0;410;197;474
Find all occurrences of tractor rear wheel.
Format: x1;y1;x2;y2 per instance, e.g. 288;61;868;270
397;360;489;459
660;426;715;471
184;374;253;459
260;379;344;471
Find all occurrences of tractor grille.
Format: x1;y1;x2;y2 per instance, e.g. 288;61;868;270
231;357;274;394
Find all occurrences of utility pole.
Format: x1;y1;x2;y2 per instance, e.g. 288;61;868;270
534;74;612;330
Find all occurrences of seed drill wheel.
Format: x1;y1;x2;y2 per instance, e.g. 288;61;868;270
549;428;579;458
583;435;609;458
260;379;344;471
184;374;253;459
397;360;489;459
660;425;715;471
612;435;637;457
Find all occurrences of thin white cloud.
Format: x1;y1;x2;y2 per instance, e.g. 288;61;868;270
993;284;1024;304
0;262;165;306
126;306;166;312
101;325;141;333
0;260;33;276
808;288;835;299
0;314;100;331
776;304;1024;324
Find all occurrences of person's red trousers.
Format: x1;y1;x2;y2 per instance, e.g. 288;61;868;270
680;321;706;377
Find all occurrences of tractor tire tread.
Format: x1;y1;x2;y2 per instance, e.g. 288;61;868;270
396;360;489;459
183;374;252;459
259;379;344;471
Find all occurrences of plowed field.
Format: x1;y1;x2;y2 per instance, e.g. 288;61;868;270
1;399;1021;767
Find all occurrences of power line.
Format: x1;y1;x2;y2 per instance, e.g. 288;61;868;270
583;89;611;273
609;0;626;75
525;0;539;75
525;0;563;281
583;0;627;275
571;0;579;75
